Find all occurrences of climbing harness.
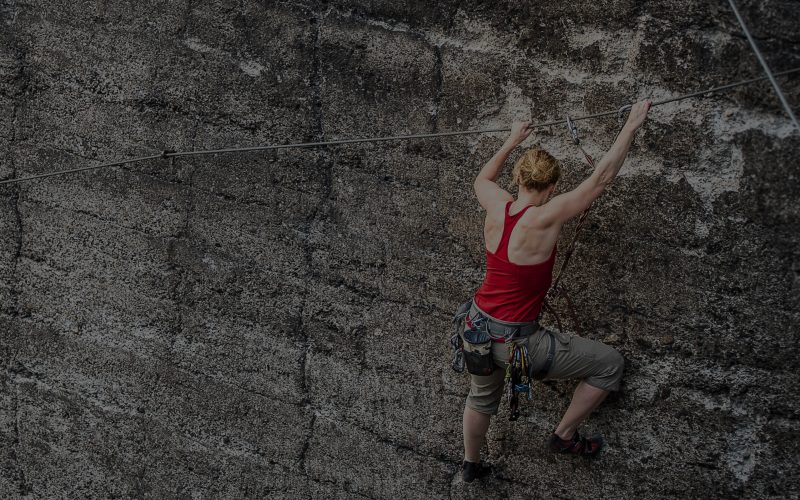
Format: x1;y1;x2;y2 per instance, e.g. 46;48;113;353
451;299;542;377
1;69;798;187
451;299;556;420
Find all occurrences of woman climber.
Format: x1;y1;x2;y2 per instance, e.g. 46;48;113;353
460;100;651;482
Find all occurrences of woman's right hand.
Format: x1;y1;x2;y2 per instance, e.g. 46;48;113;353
507;121;533;146
624;100;652;131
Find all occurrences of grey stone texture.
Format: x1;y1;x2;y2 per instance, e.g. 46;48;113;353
0;0;799;498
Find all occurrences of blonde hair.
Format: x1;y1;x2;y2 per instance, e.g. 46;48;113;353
511;147;561;191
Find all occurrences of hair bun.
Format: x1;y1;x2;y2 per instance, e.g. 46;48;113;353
511;146;561;192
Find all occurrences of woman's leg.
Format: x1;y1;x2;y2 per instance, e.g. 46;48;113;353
543;331;624;439
462;340;507;462
554;381;609;439
463;406;491;462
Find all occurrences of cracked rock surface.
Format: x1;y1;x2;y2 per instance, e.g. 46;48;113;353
1;0;799;498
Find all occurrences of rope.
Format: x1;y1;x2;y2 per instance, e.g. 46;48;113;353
550;146;596;296
543;139;598;335
1;68;799;187
728;0;799;132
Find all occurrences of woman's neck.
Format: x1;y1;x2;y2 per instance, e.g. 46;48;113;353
516;187;550;207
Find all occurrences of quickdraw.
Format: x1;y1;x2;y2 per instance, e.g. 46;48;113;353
505;342;532;421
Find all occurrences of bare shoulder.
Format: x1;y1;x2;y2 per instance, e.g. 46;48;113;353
534;194;574;227
480;193;512;223
474;178;513;215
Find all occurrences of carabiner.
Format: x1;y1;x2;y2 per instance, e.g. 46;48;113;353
566;115;580;145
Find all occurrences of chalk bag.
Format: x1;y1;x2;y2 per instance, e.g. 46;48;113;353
462;326;495;376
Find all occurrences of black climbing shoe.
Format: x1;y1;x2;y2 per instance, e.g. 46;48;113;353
548;431;604;457
462;460;492;483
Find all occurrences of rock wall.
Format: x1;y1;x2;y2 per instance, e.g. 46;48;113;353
1;0;798;498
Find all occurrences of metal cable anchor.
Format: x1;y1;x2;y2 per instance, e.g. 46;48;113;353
566;115;580;145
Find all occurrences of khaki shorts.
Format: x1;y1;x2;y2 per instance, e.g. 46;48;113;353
464;303;624;416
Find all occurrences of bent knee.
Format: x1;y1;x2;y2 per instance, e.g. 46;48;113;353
594;348;624;390
608;348;624;372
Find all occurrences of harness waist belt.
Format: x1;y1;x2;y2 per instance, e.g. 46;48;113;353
485;318;539;342
471;301;540;343
466;299;555;379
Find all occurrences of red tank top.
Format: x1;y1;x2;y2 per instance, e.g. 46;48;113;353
473;201;557;322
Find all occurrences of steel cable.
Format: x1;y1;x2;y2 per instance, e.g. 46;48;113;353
1;67;798;186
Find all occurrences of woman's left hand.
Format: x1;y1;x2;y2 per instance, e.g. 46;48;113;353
508;121;532;146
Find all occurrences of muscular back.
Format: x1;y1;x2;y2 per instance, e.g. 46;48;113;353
483;200;562;265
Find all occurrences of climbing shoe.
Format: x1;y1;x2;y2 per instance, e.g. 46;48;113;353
548;431;604;457
461;460;492;483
